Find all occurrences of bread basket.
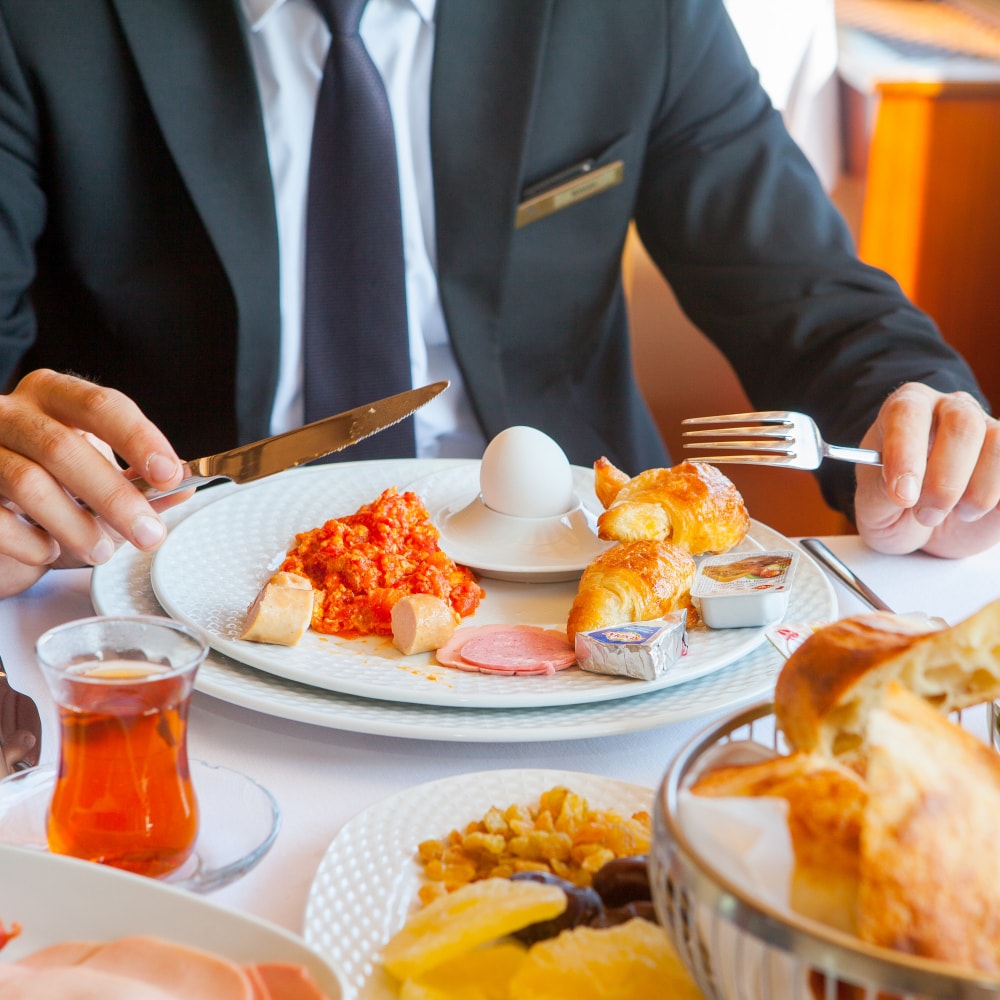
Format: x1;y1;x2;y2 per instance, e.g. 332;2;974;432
651;700;1000;1000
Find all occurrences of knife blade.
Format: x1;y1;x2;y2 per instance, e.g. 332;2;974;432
116;381;449;504
0;654;42;775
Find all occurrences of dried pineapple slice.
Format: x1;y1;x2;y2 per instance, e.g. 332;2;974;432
380;877;565;981
508;918;704;1000
398;940;528;1000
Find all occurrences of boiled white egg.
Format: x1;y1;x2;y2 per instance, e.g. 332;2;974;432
479;426;575;518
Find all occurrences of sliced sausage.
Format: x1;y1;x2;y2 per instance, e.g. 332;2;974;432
390;595;459;655
435;624;515;669
241;572;314;646
435;624;577;676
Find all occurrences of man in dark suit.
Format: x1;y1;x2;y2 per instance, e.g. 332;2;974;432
0;0;997;598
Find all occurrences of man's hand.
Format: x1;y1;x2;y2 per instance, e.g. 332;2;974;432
0;369;187;598
854;382;1000;558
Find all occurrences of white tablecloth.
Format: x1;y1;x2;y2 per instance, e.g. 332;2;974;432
3;526;999;935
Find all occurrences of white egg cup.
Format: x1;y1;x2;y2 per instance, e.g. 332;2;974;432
410;426;614;582
434;490;612;583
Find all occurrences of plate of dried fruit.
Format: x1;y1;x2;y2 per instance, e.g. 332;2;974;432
301;768;656;1000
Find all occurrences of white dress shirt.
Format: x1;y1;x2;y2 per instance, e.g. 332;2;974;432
239;0;487;458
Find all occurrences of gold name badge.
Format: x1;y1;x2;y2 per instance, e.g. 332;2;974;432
515;160;625;229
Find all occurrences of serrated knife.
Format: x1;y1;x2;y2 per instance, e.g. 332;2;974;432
98;381;450;505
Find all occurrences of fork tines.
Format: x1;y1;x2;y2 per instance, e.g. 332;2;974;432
681;412;798;463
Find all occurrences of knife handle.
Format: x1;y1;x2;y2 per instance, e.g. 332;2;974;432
21;464;221;527
125;466;223;503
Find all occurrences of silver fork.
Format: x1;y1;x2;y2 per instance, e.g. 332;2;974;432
681;410;882;469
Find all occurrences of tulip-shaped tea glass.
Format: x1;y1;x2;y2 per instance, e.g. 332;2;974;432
35;615;207;878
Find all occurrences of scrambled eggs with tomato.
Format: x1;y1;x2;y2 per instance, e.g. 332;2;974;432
281;488;483;638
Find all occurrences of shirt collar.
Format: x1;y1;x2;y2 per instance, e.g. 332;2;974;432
240;0;437;32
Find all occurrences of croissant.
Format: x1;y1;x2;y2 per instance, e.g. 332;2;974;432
566;539;695;640
596;459;749;556
593;456;631;508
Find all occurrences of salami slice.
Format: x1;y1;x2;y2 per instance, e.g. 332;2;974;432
435;624;577;676
435;624;513;669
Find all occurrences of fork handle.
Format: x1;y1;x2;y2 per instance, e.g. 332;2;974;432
825;444;882;466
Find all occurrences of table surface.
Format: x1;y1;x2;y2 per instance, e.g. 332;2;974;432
3;508;999;938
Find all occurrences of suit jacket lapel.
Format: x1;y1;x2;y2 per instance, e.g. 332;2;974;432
111;0;280;443
431;0;554;432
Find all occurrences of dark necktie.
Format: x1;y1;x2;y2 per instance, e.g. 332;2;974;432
303;0;415;458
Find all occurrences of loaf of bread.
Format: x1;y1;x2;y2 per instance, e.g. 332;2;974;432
859;681;1000;971
566;539;695;641
774;599;1000;759
691;596;1000;980
595;459;749;556
691;750;866;933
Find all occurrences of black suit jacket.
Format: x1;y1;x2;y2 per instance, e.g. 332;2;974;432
0;0;983;513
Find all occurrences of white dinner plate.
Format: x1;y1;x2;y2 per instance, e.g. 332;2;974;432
92;460;837;741
302;768;653;999
0;842;345;996
147;460;821;710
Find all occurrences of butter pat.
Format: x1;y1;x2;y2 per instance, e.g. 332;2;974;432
574;612;687;681
692;550;797;629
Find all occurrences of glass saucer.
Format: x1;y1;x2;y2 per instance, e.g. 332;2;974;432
0;759;281;893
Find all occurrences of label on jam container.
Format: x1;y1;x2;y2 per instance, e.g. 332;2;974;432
692;550;798;629
574;611;687;681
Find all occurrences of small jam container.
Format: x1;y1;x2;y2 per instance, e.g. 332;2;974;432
574;611;687;681
692;550;798;629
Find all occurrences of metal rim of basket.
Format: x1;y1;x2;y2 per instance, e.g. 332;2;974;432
654;699;1000;1000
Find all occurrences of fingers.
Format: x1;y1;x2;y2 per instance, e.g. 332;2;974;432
0;370;184;572
14;369;183;491
883;386;991;526
2;729;36;771
951;418;1000;522
873;383;934;510
0;551;50;600
855;383;1000;557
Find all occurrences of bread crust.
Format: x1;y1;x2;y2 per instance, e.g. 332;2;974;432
692;751;866;932
691;597;1000;982
774;601;1000;758
860;683;1000;971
